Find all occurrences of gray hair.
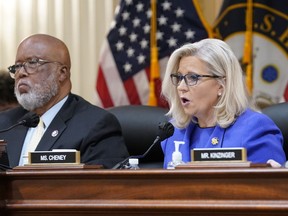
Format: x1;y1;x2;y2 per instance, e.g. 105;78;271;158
161;38;254;128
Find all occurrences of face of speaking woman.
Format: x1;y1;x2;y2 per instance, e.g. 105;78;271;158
173;56;223;128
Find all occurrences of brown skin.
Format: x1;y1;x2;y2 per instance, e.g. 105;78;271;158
14;34;72;116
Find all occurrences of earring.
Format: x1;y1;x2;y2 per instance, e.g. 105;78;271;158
218;92;222;96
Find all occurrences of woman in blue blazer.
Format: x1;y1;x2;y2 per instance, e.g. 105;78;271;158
161;39;286;168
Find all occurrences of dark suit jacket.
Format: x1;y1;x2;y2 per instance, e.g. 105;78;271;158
0;93;129;168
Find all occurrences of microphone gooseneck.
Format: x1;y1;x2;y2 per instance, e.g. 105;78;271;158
132;122;174;160
18;112;40;128
0;112;40;171
113;121;174;169
0;112;40;133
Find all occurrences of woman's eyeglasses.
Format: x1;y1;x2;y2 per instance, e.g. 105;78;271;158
170;73;225;86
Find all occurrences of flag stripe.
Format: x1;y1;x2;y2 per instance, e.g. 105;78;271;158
134;69;150;104
96;66;114;107
100;39;130;107
123;78;141;104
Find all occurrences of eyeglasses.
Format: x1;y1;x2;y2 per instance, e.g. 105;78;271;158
170;73;225;86
8;58;62;79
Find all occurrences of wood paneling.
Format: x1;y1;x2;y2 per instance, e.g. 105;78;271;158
1;166;288;215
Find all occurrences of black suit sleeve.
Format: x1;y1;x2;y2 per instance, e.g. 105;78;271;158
79;111;129;168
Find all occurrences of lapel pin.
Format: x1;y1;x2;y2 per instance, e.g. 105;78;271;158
211;137;219;145
51;130;59;137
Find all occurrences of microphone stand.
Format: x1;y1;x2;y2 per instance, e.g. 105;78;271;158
0;122;23;133
113;136;160;169
112;121;174;170
0;112;40;171
0;112;39;133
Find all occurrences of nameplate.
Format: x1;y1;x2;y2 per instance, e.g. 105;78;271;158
191;148;247;162
29;150;80;165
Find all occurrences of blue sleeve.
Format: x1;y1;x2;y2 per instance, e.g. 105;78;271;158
239;112;286;165
161;139;168;168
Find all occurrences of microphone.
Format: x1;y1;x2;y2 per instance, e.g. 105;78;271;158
0;112;40;133
113;121;174;169
0;112;39;171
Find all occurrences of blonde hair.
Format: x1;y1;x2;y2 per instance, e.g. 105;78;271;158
161;38;254;128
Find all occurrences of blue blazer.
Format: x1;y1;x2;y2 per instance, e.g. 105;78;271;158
0;93;129;168
161;109;286;168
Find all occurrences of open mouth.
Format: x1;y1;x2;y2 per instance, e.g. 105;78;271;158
180;97;190;105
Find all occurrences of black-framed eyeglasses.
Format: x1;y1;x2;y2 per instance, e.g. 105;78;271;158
170;73;225;86
8;58;63;79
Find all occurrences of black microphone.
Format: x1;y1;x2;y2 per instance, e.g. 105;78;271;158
0;112;40;171
0;112;40;133
113;121;174;169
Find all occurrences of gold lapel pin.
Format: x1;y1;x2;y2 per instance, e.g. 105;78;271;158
211;137;219;145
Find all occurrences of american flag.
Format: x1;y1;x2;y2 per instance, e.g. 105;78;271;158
96;0;211;108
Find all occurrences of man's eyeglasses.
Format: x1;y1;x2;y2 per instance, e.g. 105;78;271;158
8;58;62;79
170;73;225;86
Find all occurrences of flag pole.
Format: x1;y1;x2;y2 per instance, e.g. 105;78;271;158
148;0;159;106
243;0;253;95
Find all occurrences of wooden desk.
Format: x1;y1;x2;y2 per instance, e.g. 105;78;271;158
1;166;288;215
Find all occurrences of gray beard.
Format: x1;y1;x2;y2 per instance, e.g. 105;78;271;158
15;75;59;111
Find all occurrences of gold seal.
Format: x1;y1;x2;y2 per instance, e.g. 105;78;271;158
211;137;219;145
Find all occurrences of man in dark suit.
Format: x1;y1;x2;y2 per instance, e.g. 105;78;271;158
0;34;129;168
